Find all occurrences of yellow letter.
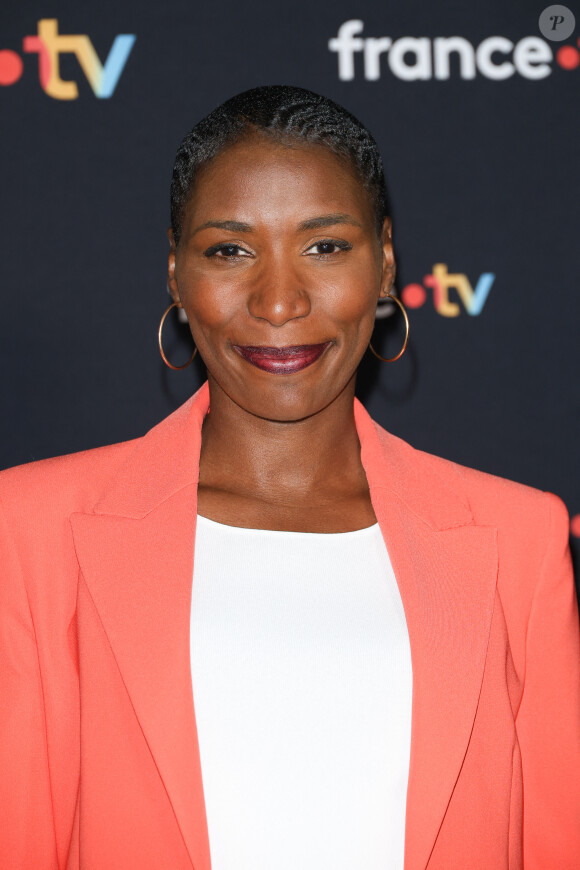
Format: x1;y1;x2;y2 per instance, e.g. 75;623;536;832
36;19;79;100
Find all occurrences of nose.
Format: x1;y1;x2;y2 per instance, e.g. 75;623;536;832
247;260;311;326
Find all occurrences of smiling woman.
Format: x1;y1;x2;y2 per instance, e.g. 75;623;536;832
167;131;393;530
1;85;579;870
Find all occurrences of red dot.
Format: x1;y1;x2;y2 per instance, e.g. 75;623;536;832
401;284;427;309
571;514;580;538
0;49;23;86
556;46;580;70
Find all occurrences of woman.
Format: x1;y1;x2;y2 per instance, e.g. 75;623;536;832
1;85;579;870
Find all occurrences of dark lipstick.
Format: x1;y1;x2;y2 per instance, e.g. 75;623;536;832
233;342;331;374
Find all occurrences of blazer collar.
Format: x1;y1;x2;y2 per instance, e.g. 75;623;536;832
93;380;472;530
92;381;210;519
73;382;497;870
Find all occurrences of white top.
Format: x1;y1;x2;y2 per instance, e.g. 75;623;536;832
190;515;413;870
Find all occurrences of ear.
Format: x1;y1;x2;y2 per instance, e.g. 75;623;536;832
167;228;181;305
378;216;396;299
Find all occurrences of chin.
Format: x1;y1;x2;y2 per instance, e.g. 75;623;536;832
207;361;357;423
242;393;321;424
240;379;350;424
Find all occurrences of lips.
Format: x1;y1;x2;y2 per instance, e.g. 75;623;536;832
232;342;331;374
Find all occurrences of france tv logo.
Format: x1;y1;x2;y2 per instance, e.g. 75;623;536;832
0;19;135;99
328;19;580;80
377;264;495;319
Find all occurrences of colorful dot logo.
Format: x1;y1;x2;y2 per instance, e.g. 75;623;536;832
556;39;580;68
0;19;135;99
377;264;496;318
0;49;23;86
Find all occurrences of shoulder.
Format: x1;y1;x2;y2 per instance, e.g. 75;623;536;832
421;445;570;570
370;420;573;641
372;418;569;537
0;440;142;601
423;441;562;520
0;384;209;539
0;437;140;524
362;414;576;670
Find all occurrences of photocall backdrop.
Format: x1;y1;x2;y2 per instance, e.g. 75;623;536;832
1;1;579;589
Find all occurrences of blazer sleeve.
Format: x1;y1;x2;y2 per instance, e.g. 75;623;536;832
0;495;59;868
516;492;580;868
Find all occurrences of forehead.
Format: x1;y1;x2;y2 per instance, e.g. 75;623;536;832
182;135;374;229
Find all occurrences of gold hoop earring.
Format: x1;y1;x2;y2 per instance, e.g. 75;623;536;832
369;292;409;363
158;302;198;370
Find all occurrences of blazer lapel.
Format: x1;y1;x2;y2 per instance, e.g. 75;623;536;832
354;401;498;870
70;383;212;870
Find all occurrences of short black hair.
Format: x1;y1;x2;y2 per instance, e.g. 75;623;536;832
170;85;388;245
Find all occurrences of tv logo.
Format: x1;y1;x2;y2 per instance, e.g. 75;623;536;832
329;20;580;80
0;19;135;99
378;264;495;318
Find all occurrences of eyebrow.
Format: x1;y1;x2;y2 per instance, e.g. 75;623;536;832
191;213;362;237
297;213;363;232
192;219;253;236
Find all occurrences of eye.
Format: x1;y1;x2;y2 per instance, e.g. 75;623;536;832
203;243;252;259
304;239;353;257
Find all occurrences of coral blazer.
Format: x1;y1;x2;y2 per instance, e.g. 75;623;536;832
1;382;579;869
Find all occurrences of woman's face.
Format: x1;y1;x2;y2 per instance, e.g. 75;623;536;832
168;134;395;423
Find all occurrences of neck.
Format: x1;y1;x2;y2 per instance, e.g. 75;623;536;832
199;374;364;501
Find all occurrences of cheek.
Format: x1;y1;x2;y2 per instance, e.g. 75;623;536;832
180;270;243;330
319;270;379;332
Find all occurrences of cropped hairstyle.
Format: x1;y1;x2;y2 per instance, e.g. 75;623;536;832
170;85;388;245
